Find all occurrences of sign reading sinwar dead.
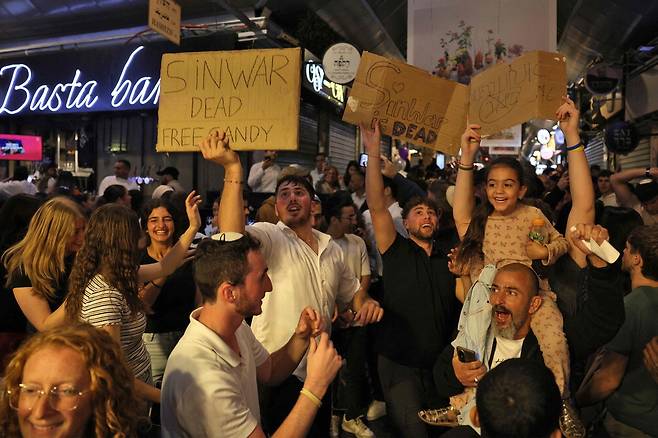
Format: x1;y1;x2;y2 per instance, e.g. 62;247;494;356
157;47;301;152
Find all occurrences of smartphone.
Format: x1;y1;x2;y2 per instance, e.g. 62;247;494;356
436;153;445;170
457;346;477;363
359;153;368;167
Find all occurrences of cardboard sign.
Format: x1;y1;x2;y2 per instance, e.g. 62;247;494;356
156;47;301;152
469;51;566;136
343;51;468;155
148;0;181;46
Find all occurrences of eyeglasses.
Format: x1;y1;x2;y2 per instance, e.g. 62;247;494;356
7;384;88;412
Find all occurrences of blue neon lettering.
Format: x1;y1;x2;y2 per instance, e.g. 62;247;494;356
0;45;159;114
0;64;32;115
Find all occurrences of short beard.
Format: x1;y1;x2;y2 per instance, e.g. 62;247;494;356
493;321;517;340
409;228;434;243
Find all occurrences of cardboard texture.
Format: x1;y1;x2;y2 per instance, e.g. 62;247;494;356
469;51;566;135
148;0;181;46
343;51;469;155
157;47;301;152
343;51;566;154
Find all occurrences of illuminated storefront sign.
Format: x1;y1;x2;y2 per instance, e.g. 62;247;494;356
302;61;346;108
0;44;164;115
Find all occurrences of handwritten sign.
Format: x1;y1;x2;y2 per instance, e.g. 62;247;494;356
156;47;301;152
148;0;181;46
343;51;468;155
469;51;566;136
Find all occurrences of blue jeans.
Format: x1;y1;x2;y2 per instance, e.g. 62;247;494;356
143;331;183;386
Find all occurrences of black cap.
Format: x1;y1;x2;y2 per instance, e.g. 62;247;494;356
635;179;658;203
156;166;179;179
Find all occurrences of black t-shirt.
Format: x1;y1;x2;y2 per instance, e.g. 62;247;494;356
376;233;459;368
2;256;73;332
141;251;196;333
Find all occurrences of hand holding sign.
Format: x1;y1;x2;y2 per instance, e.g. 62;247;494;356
555;96;580;141
199;130;240;170
460;124;482;164
360;121;382;158
569;224;619;268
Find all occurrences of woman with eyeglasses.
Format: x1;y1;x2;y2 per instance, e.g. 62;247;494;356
0;324;140;437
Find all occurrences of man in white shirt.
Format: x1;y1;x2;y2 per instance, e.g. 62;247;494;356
597;170;618;207
199;130;383;437
325;194;377;437
161;234;343;438
248;150;281;193
348;169;367;212
310;152;326;187
97;159;139;196
0;166;37;199
611;166;658;225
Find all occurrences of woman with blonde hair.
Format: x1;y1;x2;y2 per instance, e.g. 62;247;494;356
65;191;201;405
1;323;141;437
4;196;86;332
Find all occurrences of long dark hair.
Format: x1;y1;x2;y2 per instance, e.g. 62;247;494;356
67;204;143;318
456;157;525;267
140;198;181;245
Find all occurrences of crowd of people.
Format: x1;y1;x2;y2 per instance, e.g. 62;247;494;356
0;96;656;438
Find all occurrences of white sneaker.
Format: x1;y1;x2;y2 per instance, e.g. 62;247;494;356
330;414;341;438
366;400;386;421
342;415;375;438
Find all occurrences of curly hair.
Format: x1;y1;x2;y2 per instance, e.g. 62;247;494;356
0;324;141;437
66;204;143;319
3;196;84;301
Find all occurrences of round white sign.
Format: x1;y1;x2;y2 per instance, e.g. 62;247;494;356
322;43;361;84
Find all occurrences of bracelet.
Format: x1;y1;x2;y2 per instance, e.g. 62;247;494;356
458;162;475;171
300;388;322;408
566;142;583;151
149;281;162;289
223;179;243;184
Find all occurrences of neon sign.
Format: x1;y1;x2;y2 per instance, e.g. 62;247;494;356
0;45;162;115
303;61;346;107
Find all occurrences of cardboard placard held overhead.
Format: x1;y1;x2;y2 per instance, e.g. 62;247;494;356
469;51;566;136
157;47;301;152
343;51;468;155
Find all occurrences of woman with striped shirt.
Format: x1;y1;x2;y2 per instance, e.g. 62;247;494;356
65;191;201;406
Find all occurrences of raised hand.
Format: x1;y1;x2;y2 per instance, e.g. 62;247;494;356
199;130;240;169
294;307;323;340
360;120;381;158
556;96;580;140
460;124;482;164
185;190;203;231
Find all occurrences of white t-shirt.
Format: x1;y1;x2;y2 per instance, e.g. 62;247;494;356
334;234;370;280
161;311;269;438
98;175;140;196
351;191;367;210
0;180;37;198
490;336;524;369
246;221;359;380
247;161;281;193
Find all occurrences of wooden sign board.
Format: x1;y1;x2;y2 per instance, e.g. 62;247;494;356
148;0;181;46
469;51;566;136
157;47;301;152
343;51;468;155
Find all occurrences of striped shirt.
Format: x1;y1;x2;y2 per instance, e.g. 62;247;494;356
80;274;150;378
